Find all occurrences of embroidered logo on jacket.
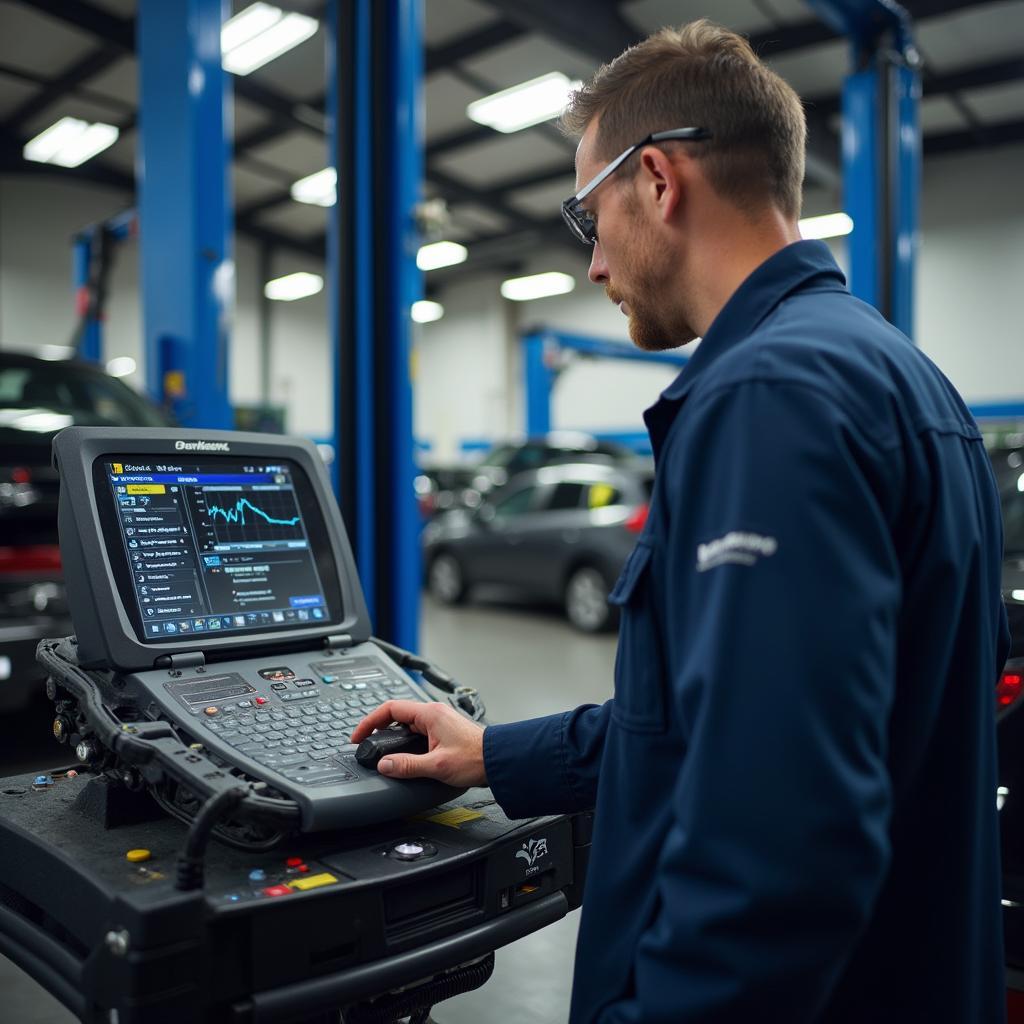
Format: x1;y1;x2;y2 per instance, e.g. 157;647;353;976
696;531;778;572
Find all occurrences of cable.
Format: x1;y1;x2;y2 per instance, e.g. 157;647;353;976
370;637;487;722
150;787;287;853
37;638;302;829
175;785;249;891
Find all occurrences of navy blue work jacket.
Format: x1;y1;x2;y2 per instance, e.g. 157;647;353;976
484;241;1010;1022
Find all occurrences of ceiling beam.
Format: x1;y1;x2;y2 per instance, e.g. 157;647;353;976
425;18;528;74
3;42;124;134
474;0;637;65
924;116;1024;157
0;126;321;261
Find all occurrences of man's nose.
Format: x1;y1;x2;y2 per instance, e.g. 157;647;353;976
588;242;608;285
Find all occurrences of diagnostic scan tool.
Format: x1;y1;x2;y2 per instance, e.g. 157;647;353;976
43;428;471;834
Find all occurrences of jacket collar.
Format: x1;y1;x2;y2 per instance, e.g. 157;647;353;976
643;240;846;456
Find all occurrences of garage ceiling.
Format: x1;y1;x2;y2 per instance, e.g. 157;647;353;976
0;0;1021;286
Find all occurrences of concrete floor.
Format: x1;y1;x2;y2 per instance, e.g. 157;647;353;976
0;592;617;1023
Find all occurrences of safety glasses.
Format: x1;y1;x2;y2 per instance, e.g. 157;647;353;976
560;127;712;245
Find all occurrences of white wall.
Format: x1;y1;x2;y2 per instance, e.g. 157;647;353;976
2;144;1023;460
916;144;1024;404
414;271;515;463
0;174;283;428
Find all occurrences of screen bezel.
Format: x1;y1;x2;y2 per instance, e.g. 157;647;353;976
92;454;345;646
53;428;372;672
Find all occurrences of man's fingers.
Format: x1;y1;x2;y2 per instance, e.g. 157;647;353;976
377;750;442;780
349;700;424;743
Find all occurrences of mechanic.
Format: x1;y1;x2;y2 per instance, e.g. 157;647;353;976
353;20;1010;1022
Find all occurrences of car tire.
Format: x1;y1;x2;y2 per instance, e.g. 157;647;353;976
564;565;615;633
428;551;468;605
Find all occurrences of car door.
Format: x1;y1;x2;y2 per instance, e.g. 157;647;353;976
510;480;590;599
458;483;542;586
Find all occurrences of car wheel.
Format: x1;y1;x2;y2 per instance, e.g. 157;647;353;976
565;565;614;633
428;552;467;604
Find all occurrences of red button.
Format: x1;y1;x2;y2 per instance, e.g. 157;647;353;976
262;885;291;897
286;856;303;868
255;697;268;705
298;864;310;873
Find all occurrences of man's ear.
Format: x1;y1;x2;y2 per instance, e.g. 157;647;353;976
638;146;683;224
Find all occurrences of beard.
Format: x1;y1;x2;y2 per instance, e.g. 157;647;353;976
604;224;698;351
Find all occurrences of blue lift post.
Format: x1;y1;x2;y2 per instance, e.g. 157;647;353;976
71;209;136;364
328;0;423;650
137;0;234;428
806;0;921;338
522;330;688;438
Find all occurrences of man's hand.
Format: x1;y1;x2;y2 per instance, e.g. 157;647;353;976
350;700;487;788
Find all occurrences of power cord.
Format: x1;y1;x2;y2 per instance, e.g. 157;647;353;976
175;784;249;891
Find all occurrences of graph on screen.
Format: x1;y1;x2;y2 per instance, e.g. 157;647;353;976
204;491;304;545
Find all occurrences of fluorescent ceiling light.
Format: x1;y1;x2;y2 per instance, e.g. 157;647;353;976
412;300;444;324
500;271;576;302
468;72;582;134
222;6;318;76
416;241;468;272
221;2;281;53
106;356;137;378
799;212;854;240
290;167;336;207
264;272;323;301
23;117;118;168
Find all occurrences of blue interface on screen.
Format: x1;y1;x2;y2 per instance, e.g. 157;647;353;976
105;458;329;641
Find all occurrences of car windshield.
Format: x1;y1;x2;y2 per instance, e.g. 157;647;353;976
0;360;168;431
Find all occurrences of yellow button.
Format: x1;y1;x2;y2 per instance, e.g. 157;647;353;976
126;849;151;863
288;872;338;891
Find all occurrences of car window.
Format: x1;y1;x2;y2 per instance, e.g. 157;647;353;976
585;483;623;509
506;445;548;475
478;444;517;470
546;482;586;511
493;486;538;518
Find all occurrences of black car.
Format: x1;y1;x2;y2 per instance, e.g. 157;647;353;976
415;432;647;517
0;352;170;710
422;461;652;632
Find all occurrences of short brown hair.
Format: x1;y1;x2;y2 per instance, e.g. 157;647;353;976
562;20;806;219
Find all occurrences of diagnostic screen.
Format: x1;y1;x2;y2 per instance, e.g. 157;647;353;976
99;456;339;642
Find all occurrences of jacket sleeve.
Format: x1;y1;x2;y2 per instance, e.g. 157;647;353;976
600;377;900;1022
483;702;612;819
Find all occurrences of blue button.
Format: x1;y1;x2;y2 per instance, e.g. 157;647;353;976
248;869;267;883
33;775;52;786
